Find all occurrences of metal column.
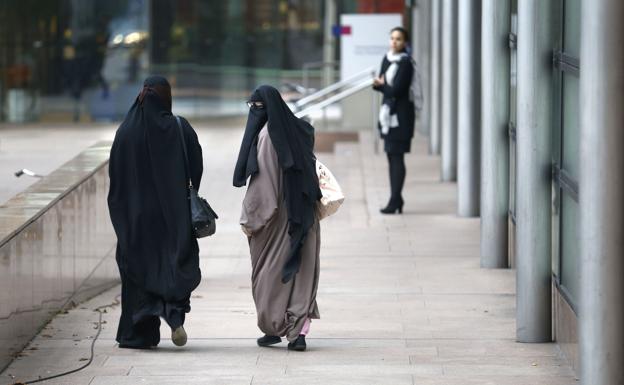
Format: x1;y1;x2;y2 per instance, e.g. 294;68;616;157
480;0;510;267
429;0;442;155
440;0;458;181
322;0;337;88
579;0;624;383
515;0;553;343
415;0;431;137
457;0;481;217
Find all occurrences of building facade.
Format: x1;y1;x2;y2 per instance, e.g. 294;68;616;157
0;0;407;123
420;0;623;383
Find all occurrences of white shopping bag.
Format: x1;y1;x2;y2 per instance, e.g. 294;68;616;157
316;160;345;220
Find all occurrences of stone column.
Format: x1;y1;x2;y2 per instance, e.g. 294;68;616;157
579;0;624;383
440;0;458;181
480;0;510;267
457;0;481;217
515;0;554;343
429;0;442;155
415;0;431;137
322;0;337;87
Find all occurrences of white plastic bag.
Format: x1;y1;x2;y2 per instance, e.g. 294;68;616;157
316;159;345;220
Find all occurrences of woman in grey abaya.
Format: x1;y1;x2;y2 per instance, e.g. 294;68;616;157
233;85;322;351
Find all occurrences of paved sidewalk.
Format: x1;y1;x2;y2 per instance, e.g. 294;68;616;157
1;127;577;385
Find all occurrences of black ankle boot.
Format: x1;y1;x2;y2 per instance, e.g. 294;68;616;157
287;335;307;351
380;197;404;214
257;334;282;347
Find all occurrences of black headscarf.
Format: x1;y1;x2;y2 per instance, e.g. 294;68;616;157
108;75;203;302
234;85;321;283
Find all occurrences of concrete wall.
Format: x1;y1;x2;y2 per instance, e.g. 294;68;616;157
0;142;118;371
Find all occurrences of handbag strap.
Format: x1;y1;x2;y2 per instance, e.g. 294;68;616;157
175;115;193;188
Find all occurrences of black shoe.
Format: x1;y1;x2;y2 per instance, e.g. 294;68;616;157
287;335;307;351
380;199;404;214
257;335;282;347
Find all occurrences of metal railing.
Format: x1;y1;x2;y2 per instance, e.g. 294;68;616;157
294;67;376;111
294;77;374;119
292;66;381;153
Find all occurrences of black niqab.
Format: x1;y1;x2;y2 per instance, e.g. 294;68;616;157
234;85;321;283
108;75;203;307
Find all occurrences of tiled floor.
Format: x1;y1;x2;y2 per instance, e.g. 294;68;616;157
0;126;577;385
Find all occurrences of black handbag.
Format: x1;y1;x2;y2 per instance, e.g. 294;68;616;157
175;116;218;238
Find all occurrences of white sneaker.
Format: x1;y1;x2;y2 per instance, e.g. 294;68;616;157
171;326;187;346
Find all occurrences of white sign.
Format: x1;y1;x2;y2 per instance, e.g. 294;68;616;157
339;14;403;80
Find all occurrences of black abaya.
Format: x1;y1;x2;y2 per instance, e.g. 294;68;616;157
108;76;203;347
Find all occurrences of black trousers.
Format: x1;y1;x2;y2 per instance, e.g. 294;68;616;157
116;274;189;348
386;153;406;205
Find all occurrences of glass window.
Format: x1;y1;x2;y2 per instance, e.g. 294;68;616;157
0;0;147;122
563;0;580;58
562;74;579;179
560;192;579;304
552;0;581;309
0;0;326;122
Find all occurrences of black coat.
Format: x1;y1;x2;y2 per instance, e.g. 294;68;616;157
374;54;415;153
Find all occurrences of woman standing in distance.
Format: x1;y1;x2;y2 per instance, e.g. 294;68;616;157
373;27;420;214
234;85;322;352
108;76;203;349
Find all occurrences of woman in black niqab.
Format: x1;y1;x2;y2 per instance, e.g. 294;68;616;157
234;85;321;283
108;75;203;348
234;85;322;350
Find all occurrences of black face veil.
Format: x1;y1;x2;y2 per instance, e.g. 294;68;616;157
234;85;321;283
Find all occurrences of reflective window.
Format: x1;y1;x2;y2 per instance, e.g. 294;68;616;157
562;74;579;179
0;0;328;123
552;0;580;310
1;0;409;123
508;1;518;268
0;0;148;122
560;192;579;304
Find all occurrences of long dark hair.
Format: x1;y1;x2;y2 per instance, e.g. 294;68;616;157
390;26;411;54
391;26;410;43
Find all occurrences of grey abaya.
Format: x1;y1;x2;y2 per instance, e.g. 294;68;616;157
240;127;320;342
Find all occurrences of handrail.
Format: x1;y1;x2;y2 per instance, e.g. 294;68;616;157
294;77;374;119
295;66;376;109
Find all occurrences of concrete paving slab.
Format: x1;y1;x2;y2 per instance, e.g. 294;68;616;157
0;127;577;385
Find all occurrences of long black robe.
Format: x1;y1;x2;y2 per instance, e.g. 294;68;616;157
108;76;203;347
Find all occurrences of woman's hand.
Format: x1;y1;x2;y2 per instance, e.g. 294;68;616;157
373;75;385;87
241;224;252;237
